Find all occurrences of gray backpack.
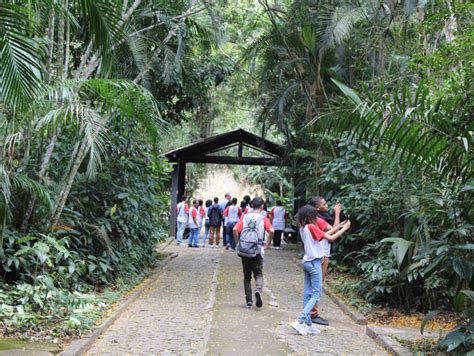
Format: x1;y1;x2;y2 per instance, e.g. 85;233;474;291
237;213;265;258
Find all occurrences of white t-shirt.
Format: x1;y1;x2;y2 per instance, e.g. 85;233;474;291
176;202;188;223
271;206;286;230
196;207;205;227
300;225;325;262
188;207;198;228
322;239;331;257
225;205;240;223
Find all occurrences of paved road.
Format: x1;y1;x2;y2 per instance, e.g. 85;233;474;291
87;243;386;355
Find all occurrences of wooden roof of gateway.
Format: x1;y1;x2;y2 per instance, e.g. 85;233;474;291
164;128;287;166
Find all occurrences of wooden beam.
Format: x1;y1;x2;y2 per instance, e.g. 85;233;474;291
181;155;287;166
164;128;286;160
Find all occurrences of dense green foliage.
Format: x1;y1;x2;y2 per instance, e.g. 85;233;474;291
0;0;227;336
241;1;473;352
0;0;472;351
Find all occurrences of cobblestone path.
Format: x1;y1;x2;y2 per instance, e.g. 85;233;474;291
264;247;385;355
87;243;386;355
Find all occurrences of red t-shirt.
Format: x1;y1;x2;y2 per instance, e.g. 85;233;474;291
306;218;329;241
234;213;273;233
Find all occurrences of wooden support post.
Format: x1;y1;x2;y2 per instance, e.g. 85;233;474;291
169;162;186;237
178;161;185;200
169;164;179;237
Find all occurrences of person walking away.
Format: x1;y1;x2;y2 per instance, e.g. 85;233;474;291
208;197;223;247
224;198;242;250
240;195;251;212
308;196;342;325
220;193;231;244
291;205;350;336
222;200;233;247
188;200;200;248
246;198;268;217
202;199;212;247
176;196;189;246
233;197;274;309
243;198;255;214
197;199;206;245
270;200;288;249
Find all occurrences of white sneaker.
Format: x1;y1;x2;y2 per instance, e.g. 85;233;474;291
201;243;205;247
307;325;320;335
291;321;308;336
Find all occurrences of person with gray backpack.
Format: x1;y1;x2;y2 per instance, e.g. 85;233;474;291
233;197;274;309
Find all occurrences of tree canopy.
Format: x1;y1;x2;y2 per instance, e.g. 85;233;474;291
0;0;472;351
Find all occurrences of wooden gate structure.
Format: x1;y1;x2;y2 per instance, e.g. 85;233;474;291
165;128;304;236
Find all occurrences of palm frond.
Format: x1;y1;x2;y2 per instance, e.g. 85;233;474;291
0;3;43;110
125;30;149;84
39;78;167;137
35;102;107;179
11;173;52;211
318;79;473;182
0;163;10;238
318;5;365;49
77;0;124;56
0;163;11;207
79;106;107;178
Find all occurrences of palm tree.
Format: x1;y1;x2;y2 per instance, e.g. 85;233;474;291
318;79;473;183
0;3;44;110
254;0;367;145
2;0;221;231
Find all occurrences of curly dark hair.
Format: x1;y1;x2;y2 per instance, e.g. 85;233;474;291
295;205;319;227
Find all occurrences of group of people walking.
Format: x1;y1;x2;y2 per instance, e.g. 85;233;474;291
175;193;288;250
174;193;350;337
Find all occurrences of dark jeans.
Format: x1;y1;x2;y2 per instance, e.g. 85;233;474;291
273;230;283;247
225;221;237;248
222;220;226;242
241;255;263;303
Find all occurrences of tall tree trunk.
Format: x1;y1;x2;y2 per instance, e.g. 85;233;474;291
197;105;210;139
63;0;70;80
377;38;385;76
50;137;89;227
443;0;457;43
21;131;58;231
46;8;55;80
56;0;65;78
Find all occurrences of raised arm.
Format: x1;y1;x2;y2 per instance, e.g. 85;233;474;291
333;202;342;226
323;220;351;242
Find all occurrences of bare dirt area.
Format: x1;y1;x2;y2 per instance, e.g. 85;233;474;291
194;166;264;201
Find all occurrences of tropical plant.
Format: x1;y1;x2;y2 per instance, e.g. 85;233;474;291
0;0;225;337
